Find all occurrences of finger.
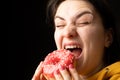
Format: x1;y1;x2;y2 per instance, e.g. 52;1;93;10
42;75;54;80
40;74;47;80
32;61;44;80
69;64;80;80
59;66;71;80
54;70;63;80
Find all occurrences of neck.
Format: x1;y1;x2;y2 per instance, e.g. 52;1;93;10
80;62;105;80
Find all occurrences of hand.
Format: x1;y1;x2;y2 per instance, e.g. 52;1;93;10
54;64;81;80
32;61;46;80
32;63;81;80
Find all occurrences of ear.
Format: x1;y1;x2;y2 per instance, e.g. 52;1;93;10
105;28;113;48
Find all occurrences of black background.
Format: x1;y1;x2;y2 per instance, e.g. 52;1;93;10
10;0;120;80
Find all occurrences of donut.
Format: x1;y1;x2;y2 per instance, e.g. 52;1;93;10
42;49;75;80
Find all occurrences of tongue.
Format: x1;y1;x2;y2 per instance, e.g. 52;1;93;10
71;48;82;59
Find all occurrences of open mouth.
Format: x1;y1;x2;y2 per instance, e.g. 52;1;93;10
64;46;82;59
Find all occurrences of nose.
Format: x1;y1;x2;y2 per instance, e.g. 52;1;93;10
63;25;77;38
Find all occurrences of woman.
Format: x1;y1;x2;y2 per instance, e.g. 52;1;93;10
32;0;120;80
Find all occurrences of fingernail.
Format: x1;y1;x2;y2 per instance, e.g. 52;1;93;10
69;64;74;68
59;66;65;70
54;70;60;74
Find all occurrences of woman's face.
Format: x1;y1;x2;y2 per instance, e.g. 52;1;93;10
54;0;110;76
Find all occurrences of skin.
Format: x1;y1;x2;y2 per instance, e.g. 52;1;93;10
32;0;112;80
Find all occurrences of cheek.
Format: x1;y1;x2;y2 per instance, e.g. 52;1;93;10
81;26;105;45
86;28;105;55
54;30;61;49
79;26;106;59
78;27;105;70
91;29;105;45
54;31;58;44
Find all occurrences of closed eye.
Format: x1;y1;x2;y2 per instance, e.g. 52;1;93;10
56;25;65;28
80;22;89;24
75;13;93;27
76;21;90;27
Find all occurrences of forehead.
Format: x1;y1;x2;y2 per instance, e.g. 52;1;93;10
55;0;96;18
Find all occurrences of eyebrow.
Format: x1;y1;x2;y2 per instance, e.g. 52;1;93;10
75;11;93;19
54;16;65;20
54;11;93;21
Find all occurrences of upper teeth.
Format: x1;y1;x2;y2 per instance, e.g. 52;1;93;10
65;45;80;49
